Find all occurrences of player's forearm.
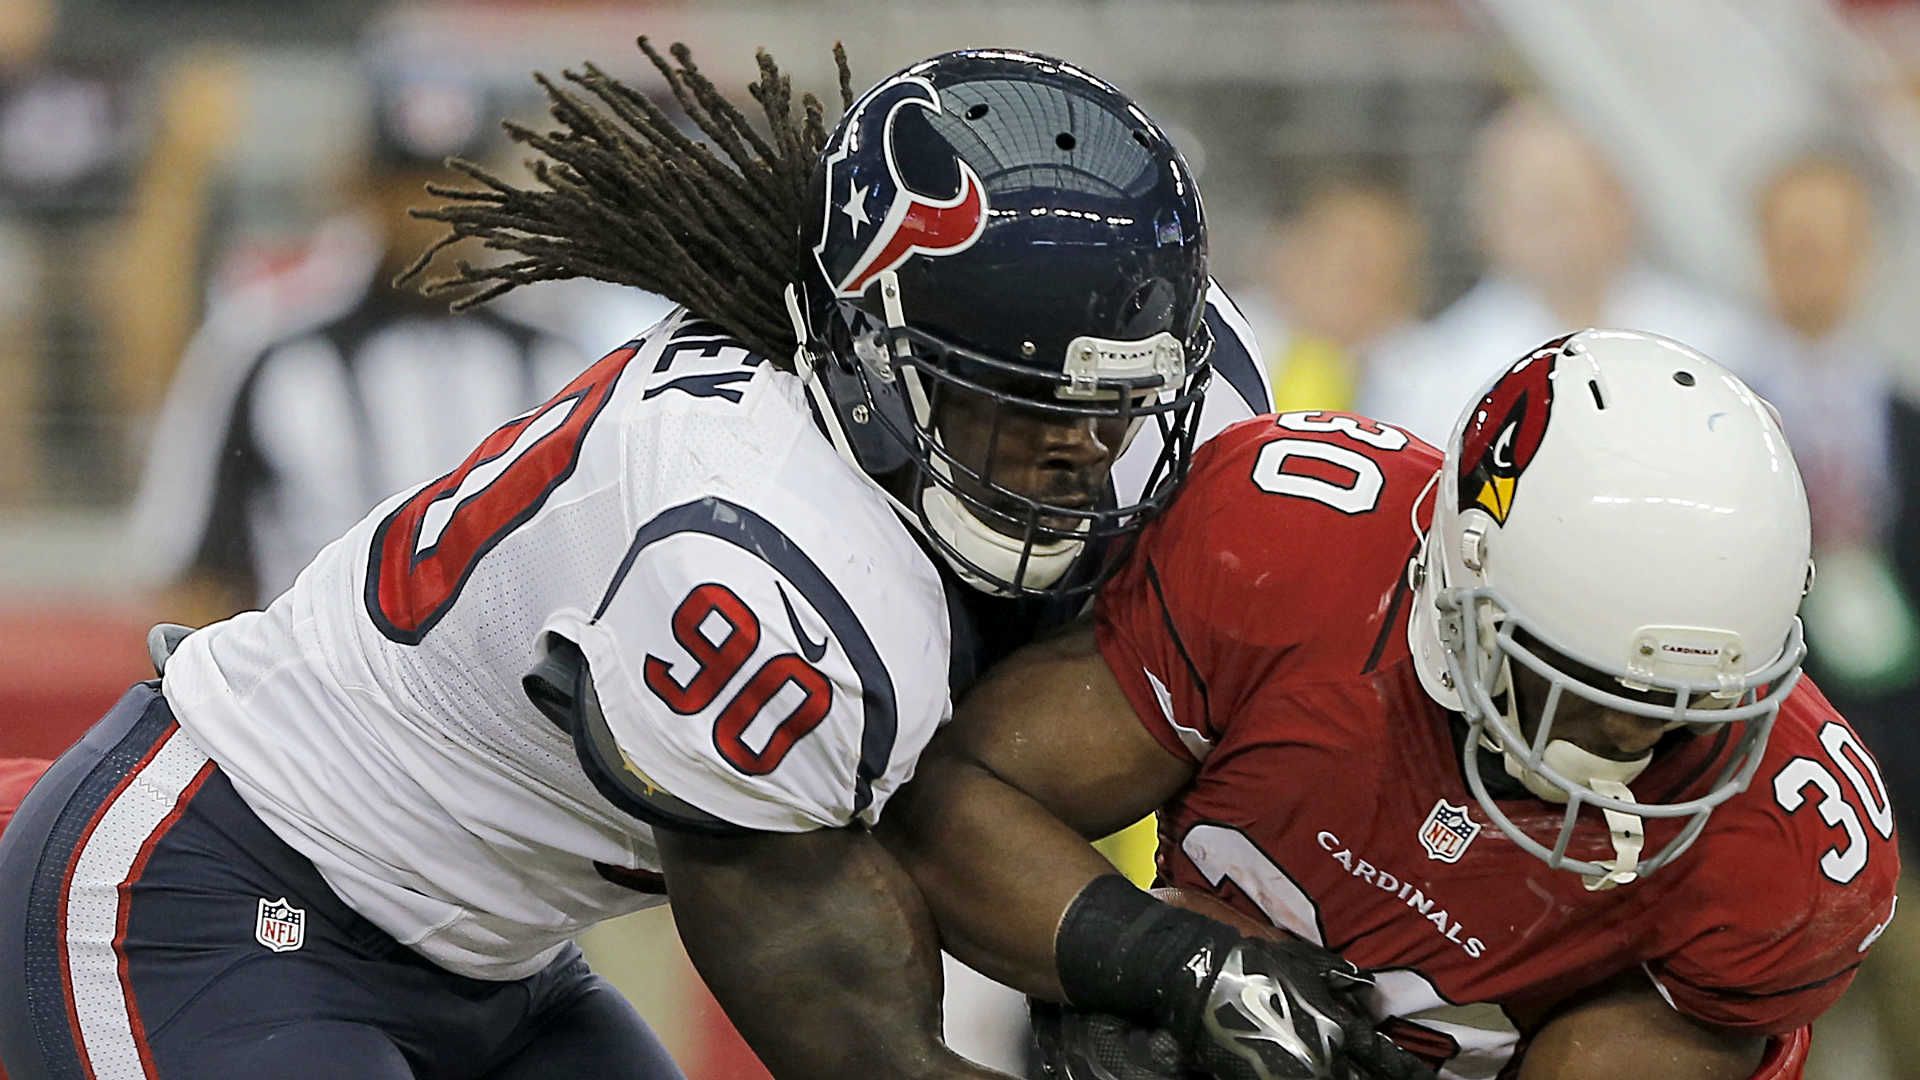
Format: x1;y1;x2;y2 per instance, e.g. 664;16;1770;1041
656;825;1014;1080
879;751;1122;997
880;622;1193;997
1518;975;1765;1080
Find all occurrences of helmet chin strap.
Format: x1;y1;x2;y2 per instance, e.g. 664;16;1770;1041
1487;658;1648;891
787;282;927;528
1580;779;1646;892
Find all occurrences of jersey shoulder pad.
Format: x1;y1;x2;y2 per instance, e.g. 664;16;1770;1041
543;490;951;834
1649;680;1900;1032
525;635;747;836
1096;412;1439;761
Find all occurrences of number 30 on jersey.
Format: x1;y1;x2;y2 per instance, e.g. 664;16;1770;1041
1251;412;1411;515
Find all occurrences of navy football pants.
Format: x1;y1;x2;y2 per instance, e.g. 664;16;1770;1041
0;683;686;1080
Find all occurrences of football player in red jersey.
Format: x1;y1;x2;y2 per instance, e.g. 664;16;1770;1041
883;329;1898;1080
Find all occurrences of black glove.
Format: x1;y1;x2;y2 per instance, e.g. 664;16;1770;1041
1030;998;1205;1080
1189;939;1434;1080
1052;878;1434;1080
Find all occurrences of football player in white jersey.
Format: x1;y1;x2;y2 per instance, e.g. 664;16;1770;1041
0;40;1286;1080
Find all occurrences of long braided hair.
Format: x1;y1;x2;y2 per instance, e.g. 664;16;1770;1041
397;38;855;366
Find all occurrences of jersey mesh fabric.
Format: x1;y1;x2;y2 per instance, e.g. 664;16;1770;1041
156;294;1271;982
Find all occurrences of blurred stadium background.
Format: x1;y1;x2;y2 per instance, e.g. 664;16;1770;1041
2;1;1918;1077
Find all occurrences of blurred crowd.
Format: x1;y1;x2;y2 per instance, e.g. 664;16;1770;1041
1249;95;1920;751
3;0;1920;1077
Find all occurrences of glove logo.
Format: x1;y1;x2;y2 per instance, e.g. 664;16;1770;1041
1203;949;1345;1078
1236;979;1318;1067
1185;944;1215;986
813;74;988;298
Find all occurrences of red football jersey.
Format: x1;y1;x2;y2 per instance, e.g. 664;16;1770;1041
1097;413;1900;1078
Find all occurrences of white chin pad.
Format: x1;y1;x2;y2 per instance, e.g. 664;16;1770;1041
921;484;1086;592
1504;738;1651;805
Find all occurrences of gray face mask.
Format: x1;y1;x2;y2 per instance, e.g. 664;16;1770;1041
1479;663;1656;890
1440;586;1804;888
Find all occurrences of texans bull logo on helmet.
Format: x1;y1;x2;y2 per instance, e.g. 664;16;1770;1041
1457;335;1567;525
812;74;988;298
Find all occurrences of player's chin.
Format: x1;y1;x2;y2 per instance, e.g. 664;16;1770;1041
1149;886;1285;940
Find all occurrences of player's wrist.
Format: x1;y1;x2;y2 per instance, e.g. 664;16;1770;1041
1053;873;1243;1041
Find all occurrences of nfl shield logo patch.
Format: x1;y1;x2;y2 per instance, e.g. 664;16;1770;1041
255;897;306;953
1418;800;1481;863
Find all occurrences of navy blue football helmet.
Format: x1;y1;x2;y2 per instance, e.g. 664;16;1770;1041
788;49;1211;597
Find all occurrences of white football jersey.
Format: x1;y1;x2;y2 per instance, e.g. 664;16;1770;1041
161;291;1269;981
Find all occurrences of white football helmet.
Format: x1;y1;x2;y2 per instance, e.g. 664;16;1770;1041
1407;330;1811;888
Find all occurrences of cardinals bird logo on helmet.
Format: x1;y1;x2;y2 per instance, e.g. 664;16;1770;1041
1456;335;1565;525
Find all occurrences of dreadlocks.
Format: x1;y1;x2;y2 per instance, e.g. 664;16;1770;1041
397;38;857;366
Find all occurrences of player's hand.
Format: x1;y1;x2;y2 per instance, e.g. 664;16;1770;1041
1188;939;1436;1080
1030;998;1203;1080
1028;986;1430;1080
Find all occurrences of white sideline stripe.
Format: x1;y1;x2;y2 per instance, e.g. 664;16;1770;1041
64;729;209;1080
